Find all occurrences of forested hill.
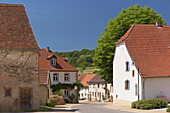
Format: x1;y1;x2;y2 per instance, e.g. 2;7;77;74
55;49;95;69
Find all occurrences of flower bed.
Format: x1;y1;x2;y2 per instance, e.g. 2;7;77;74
131;99;168;110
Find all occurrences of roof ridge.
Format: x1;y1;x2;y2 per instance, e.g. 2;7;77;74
0;3;24;7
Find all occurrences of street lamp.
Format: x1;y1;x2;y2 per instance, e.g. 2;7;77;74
131;57;140;101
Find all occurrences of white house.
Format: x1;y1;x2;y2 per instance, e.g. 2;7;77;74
39;47;79;104
78;74;97;100
113;22;170;103
88;75;107;101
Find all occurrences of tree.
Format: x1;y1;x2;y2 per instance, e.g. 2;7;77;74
94;4;166;84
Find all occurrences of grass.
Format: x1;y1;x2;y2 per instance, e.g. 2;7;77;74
77;67;99;75
0;106;53;112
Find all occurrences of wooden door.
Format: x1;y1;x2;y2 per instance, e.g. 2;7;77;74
20;88;32;110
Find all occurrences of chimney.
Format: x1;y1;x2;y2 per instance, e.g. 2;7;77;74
46;47;50;52
156;21;162;27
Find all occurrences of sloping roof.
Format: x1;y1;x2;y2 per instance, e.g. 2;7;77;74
88;75;105;83
0;3;40;50
39;49;78;72
78;74;86;81
116;24;170;78
79;74;97;87
39;70;49;85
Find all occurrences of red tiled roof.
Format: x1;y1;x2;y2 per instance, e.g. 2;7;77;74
78;74;86;81
0;3;40;50
39;70;49;85
88;75;105;83
79;74;97;87
117;24;170;77
60;57;68;61
39;49;78;71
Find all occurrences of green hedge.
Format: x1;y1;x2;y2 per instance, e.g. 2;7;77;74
131;99;168;110
167;106;170;112
47;98;57;107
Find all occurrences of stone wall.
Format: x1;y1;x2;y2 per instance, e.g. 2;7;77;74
39;85;48;106
0;49;40;110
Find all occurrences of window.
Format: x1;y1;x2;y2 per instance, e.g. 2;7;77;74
95;92;96;97
53;73;59;81
132;70;135;77
125;80;130;90
64;73;69;81
93;84;95;88
92;92;94;96
98;84;100;88
5;88;11;97
51;58;56;66
64;90;69;96
126;61;130;71
135;84;138;95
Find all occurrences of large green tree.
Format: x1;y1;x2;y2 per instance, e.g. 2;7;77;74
94;4;166;84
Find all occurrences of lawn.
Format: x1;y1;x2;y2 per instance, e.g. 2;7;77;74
77;67;99;75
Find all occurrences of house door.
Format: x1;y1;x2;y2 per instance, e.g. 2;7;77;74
20;88;32;110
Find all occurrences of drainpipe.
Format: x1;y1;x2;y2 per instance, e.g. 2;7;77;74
143;78;145;100
137;65;139;100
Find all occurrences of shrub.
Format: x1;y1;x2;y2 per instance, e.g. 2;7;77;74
54;91;64;97
131;98;168;110
48;98;57;107
166;106;170;112
69;93;76;103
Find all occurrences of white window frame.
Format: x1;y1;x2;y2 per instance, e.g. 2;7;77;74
51;58;56;66
64;73;70;81
53;73;59;81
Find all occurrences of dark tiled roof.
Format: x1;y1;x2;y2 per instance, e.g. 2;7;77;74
0;3;40;49
88;75;105;83
79;74;97;87
116;24;170;77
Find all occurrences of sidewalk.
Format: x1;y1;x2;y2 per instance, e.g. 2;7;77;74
103;103;167;113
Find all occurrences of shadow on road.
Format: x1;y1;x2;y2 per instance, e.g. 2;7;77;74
51;108;79;112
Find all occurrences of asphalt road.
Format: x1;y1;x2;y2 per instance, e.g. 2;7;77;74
72;102;135;113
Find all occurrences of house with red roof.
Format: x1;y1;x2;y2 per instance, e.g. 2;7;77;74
0;4;40;110
39;47;79;105
79;74;97;99
113;22;170;104
79;74;113;101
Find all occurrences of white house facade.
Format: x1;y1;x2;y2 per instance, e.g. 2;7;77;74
113;23;170;103
78;74;97;100
88;75;106;101
113;41;142;102
79;87;89;99
39;47;79;104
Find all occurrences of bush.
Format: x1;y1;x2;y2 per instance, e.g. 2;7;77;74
48;98;57;107
54;91;64;97
131;98;168;110
167;106;170;112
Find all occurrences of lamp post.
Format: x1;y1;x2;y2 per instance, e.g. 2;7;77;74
132;57;140;101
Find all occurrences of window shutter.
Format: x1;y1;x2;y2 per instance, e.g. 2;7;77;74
128;80;130;90
125;81;126;90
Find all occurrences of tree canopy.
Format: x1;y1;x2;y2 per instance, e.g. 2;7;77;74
55;49;95;69
94;4;166;84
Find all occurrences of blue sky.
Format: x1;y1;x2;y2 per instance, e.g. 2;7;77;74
1;0;170;52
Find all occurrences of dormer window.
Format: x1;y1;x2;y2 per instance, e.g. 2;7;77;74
51;58;56;66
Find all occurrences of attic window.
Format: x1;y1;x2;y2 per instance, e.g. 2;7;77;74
169;45;170;48
51;58;56;66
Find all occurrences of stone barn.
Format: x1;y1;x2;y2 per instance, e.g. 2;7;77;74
0;4;40;110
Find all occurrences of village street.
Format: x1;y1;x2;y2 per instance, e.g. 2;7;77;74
71;102;134;113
